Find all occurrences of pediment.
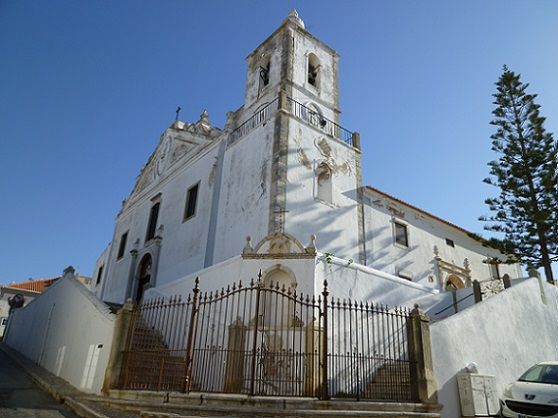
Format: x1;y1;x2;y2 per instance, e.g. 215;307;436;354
128;131;211;202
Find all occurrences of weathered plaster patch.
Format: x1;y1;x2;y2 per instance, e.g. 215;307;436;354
259;159;268;198
388;206;405;218
313;137;353;175
208;160;217;186
297;148;312;169
317;138;332;158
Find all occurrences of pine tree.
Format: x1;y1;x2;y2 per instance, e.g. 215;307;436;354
481;66;558;283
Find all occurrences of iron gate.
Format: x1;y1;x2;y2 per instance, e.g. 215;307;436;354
120;274;415;401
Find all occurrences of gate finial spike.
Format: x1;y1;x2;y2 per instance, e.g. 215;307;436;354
258;269;262;280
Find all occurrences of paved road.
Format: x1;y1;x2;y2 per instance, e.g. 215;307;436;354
0;349;80;418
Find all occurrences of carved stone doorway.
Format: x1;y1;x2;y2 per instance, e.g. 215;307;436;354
135;253;152;303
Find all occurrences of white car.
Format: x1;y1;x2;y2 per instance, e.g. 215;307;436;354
500;361;558;418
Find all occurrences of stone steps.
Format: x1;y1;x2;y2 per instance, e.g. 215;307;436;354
362;361;412;401
98;391;441;418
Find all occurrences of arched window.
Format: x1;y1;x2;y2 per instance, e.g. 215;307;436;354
259;59;270;92
316;162;332;203
307;53;320;88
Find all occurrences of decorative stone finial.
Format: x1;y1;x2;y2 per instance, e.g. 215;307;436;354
463;258;470;271
63;265;75;280
197;109;211;130
286;9;305;29
433;245;439;257
305;234;317;253
63;265;75;275
243;236;254;254
224;111;235;132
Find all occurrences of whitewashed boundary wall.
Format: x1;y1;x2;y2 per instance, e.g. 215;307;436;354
4;274;115;394
431;277;558;418
316;254;441;309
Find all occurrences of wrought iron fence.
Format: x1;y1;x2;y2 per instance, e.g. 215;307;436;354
288;98;353;145
120;275;415;401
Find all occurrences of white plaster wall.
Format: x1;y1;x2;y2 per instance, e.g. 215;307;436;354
363;189;522;290
4;276;115;394
147;255;317;300
213;122;275;264
286;121;360;261
100;139;220;303
315;254;440;309
431;278;558;418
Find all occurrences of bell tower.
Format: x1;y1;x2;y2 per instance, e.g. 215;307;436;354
244;10;340;123
241;11;364;264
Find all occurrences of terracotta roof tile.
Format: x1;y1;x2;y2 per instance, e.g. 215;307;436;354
8;277;60;293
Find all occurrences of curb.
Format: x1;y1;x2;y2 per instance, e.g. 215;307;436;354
66;396;110;418
0;343;110;418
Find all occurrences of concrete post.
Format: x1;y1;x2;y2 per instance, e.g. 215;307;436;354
473;280;482;303
502;275;512;289
224;318;247;393
351;131;361;149
407;306;437;404
102;299;135;393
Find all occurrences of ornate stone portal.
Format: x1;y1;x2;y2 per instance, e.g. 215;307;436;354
432;245;472;290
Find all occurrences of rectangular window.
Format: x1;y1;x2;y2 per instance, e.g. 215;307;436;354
117;232;128;259
146;201;160;242
183;183;199;221
445;238;455;248
96;265;104;285
394;222;408;247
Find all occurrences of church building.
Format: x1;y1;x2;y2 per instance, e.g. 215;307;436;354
92;11;521;306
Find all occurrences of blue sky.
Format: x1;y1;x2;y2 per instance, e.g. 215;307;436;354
0;1;556;283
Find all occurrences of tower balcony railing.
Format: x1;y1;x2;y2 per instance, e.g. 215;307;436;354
287;97;354;145
228;98;279;146
227;94;358;148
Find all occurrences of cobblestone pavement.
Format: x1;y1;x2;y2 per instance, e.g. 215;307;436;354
0;349;80;418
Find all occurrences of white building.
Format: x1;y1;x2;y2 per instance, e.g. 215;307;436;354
93;11;521;305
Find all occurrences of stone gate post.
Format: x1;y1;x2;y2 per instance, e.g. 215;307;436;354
407;305;437;404
102;299;135;393
224;318;248;393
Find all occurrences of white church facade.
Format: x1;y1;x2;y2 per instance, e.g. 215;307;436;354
92;11;521;306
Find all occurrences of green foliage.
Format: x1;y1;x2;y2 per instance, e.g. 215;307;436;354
481;66;558;282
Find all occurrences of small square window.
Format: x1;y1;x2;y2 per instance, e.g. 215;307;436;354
445;238;455;248
117;232;128;259
183;183;199;221
394;222;408;247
